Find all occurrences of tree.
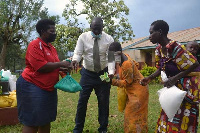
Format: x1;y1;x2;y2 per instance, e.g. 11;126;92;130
52;24;83;60
5;43;25;72
0;0;59;69
62;0;134;42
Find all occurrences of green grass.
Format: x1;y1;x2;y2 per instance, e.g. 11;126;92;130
0;73;199;133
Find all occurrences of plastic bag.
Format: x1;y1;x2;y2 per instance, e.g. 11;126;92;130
108;61;115;75
54;73;82;93
161;71;168;82
157;86;186;122
117;87;127;112
108;51;115;75
0;96;13;108
2;70;11;81
9;75;17;91
158;71;187;121
0;90;17;108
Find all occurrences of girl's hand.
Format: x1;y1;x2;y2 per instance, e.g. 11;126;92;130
108;74;114;80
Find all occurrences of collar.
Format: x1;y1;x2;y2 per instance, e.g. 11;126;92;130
37;37;52;48
90;31;102;39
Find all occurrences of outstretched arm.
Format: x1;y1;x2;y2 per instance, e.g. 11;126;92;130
140;69;161;86
37;60;72;73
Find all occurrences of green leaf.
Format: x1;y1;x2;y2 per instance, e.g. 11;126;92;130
62;0;134;42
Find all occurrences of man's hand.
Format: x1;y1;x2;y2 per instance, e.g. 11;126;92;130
72;60;78;73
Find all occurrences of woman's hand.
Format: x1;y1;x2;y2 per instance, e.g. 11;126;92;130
38;60;72;73
164;76;177;88
140;69;160;86
61;60;72;68
140;77;151;86
59;67;71;74
60;60;72;73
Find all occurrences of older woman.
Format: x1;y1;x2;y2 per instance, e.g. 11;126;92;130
16;19;71;133
141;20;199;133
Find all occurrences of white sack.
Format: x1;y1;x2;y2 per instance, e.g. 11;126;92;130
158;71;187;122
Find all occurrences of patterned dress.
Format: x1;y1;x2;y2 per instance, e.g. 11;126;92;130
112;54;149;133
155;41;200;133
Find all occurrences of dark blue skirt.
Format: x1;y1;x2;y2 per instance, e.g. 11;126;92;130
16;76;57;126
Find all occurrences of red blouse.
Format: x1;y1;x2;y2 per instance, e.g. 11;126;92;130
22;38;60;91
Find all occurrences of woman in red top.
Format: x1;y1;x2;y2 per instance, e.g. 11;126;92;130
16;19;71;133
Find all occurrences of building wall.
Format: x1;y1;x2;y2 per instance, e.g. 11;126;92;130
123;49;133;58
123;48;156;69
123;49;141;62
123;49;145;69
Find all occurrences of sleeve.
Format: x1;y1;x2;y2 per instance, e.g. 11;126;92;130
112;61;134;88
72;35;84;63
173;45;196;71
26;41;48;71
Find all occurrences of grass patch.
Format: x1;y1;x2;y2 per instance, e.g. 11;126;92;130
0;73;199;132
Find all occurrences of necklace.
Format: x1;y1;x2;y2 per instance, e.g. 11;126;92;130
161;47;169;58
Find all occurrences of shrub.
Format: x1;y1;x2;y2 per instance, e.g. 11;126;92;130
140;64;160;84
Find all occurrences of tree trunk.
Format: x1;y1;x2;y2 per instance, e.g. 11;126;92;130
0;42;8;69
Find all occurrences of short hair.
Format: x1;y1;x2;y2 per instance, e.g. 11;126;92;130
151;20;169;35
90;17;104;30
109;42;122;51
36;19;55;36
91;17;103;25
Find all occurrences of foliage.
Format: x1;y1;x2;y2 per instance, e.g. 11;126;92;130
39;7;60;24
0;76;159;133
140;64;160;84
0;73;200;132
62;0;134;42
5;44;25;72
52;24;83;60
0;0;60;69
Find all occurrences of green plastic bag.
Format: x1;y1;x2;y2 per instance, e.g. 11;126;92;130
54;73;82;93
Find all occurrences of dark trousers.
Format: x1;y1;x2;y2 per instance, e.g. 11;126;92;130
73;68;111;133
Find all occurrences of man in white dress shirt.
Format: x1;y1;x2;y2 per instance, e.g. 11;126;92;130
72;17;114;133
